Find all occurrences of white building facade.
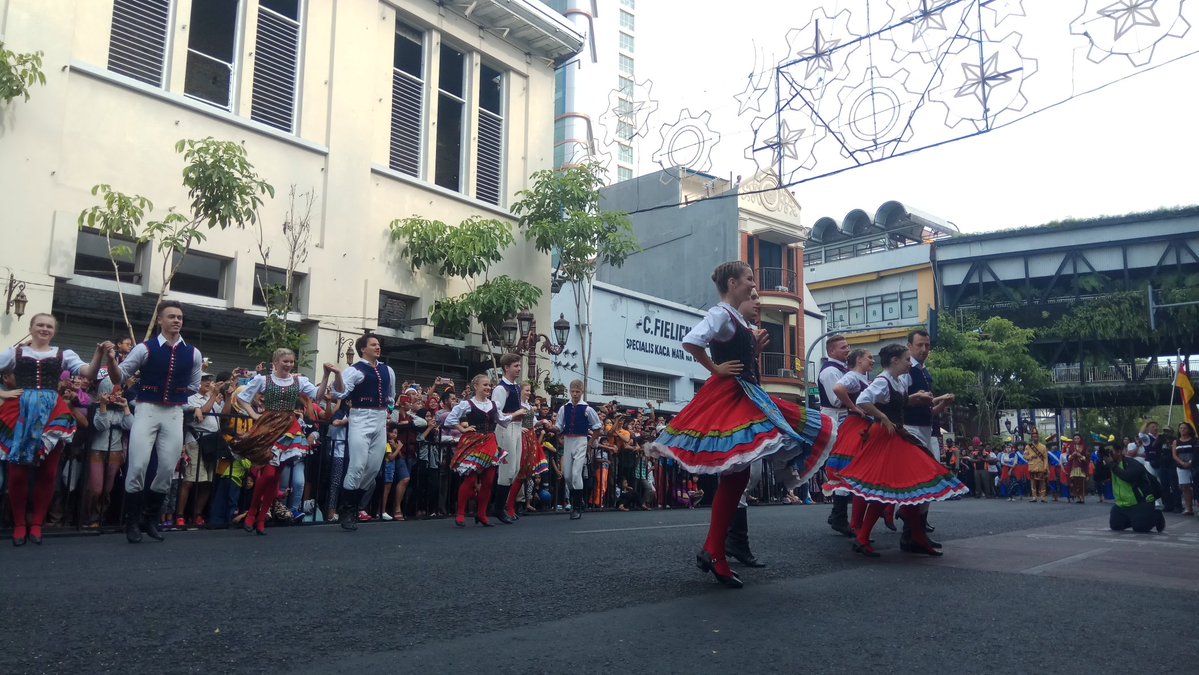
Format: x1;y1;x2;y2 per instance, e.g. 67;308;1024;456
0;0;581;381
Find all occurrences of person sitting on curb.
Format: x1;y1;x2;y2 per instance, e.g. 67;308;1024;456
1105;445;1165;533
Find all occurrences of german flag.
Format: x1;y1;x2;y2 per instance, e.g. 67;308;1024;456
1177;363;1198;430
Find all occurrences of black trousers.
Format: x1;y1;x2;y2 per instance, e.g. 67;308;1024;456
1109;502;1158;533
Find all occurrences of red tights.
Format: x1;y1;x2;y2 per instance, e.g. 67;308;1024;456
856;502;929;547
702;469;751;575
245;464;281;534
7;446;62;540
457;467;497;525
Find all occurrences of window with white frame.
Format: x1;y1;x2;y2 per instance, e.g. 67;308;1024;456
390;20;425;177
619;10;635;30
618;143;633;164
618;75;633;96
106;0;304;132
249;0;302;131
619;32;634;53
183;0;241;110
603;367;669;401
621;0;636;8
435;43;467;192
475;63;505;205
616;121;634;141
618;54;634;75
617;167;633;182
107;0;171;86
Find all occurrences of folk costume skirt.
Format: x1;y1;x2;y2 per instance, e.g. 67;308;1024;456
820;414;870;496
451;432;504;476
230;411;297;467
0;390;76;465
837;424;968;505
651;374;835;481
517;428;549;481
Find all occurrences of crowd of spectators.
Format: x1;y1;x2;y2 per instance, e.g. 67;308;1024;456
3;366;827;535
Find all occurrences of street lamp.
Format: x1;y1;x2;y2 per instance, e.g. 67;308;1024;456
5;274;28;319
504;311;570;387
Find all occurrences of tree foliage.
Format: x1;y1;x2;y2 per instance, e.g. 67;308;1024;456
928;314;1051;436
0;42;46;104
245;186;314;365
388;215;541;363
1046;274;1199;344
79;138;274;341
511;163;639;393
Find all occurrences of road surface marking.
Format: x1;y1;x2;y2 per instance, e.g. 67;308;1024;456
1023;548;1110;575
571;523;707;534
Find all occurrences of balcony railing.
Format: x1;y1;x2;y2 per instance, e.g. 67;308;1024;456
1050;358;1199;385
760;352;802;380
758;267;797;295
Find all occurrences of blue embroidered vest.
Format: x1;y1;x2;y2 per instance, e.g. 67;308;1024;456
562;402;592;436
907;361;933;427
349;361;389;409
138;338;195;405
497;380;522;413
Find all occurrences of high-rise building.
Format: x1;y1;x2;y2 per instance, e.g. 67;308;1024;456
547;0;642;182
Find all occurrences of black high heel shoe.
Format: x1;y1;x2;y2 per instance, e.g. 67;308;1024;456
474;516;494;527
695;550;743;589
852;541;881;558
902;540;943;556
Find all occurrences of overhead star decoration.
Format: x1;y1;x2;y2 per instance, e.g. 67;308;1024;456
1098;0;1161;40
735;74;767;115
796;23;841;79
955;51;1015;104
905;0;948;39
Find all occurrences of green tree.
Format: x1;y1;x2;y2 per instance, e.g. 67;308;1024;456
1046;275;1199;345
0;42;46;104
388;215;541;370
245;185;315;365
512;162;639;392
79;137;275;341
928;315;1051;436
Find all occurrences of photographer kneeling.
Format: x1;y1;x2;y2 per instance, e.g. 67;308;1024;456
1105;444;1166;533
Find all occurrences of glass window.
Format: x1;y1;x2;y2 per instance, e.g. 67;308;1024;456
618;75;634;96
621;0;635;8
619;32;634;53
183;0;239;109
881;293;900;320
435;44;466;192
170;252;226;299
619;54;634;75
620;10;635;30
616;121;634;140
831;301;848;327
618;143;633;163
866;295;883;323
252;265;306;309
901;290;919;319
603;367;670;401
74;230;140;282
617;167;633;182
848;298;864;325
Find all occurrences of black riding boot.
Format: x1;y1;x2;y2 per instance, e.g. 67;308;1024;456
725;506;766;567
141;491;166;541
124;491;144;544
339;490;360;530
494;484;514;524
570;489;583;520
828;494;854;537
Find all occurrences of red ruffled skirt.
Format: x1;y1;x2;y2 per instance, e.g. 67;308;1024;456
0;391;76;465
820;414;870;496
450;432;504;476
517;428;549;480
652;375;835;481
837;424;968;505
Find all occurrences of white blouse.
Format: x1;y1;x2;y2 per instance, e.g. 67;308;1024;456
856;372;912;406
0;346;86;376
681;303;749;349
444;398;515;428
237;373;319;404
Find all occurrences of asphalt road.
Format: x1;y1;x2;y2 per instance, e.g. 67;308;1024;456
2;498;1196;675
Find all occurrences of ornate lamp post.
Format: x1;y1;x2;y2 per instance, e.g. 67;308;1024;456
501;309;570;387
5;273;28;319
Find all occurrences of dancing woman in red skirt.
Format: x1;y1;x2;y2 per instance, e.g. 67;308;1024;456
652;262;835;588
445;374;526;527
838;344;967;558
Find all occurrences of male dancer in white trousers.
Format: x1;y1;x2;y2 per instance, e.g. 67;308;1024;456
491;353;526;523
111;301;204;544
818;334;854;536
903;329;954;550
332;334;394;531
556;379;602;520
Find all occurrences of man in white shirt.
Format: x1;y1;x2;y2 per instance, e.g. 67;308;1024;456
110;301;204;544
491;353;526;524
818;334;855;537
556;379;602;520
331;334;396;531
